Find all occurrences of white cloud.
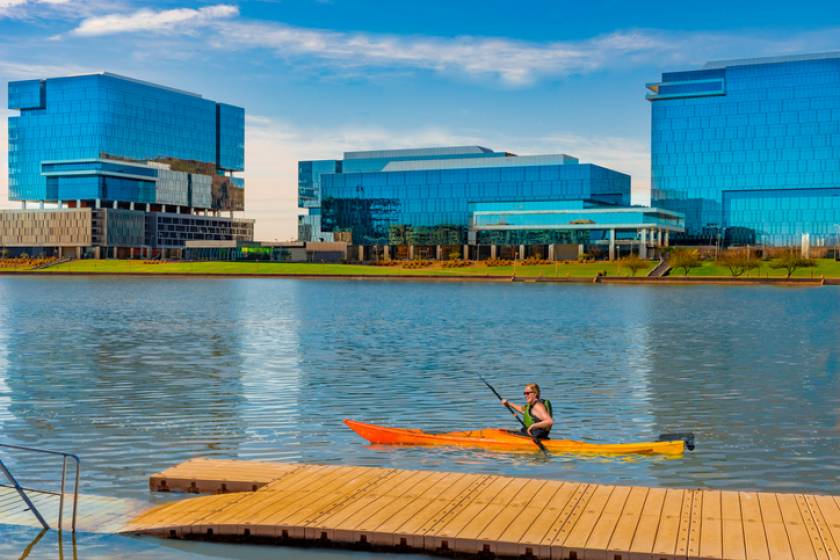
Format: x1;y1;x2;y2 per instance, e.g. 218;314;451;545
0;0;98;19
67;7;840;86
0;60;92;79
72;4;237;36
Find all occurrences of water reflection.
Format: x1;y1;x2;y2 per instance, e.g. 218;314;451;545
0;277;252;494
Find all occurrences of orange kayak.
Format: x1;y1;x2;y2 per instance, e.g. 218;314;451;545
344;419;689;456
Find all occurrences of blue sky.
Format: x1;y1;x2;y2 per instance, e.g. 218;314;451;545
2;0;839;240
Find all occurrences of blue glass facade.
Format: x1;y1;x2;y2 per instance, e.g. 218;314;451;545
298;147;630;245
648;53;840;246
8;73;244;207
469;200;683;245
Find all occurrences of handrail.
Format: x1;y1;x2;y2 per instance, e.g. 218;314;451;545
0;443;81;532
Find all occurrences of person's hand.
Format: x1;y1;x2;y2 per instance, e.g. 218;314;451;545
501;399;509;407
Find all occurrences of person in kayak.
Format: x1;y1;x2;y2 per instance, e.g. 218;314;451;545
501;383;553;439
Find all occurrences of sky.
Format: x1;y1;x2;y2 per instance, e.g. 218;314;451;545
2;1;839;241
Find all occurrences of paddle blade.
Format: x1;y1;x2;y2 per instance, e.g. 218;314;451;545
658;432;695;451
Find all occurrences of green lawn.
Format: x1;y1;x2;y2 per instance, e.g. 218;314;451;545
14;258;840;278
667;258;840;278
35;259;655;278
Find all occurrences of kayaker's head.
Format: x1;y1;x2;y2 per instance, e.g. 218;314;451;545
523;383;540;405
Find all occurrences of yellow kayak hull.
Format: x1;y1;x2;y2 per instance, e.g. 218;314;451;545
344;419;686;456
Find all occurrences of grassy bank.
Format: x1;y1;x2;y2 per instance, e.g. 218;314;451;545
669;259;840;278
7;258;839;279
26;259;652;278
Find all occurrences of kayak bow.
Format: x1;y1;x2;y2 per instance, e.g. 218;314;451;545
344;419;687;456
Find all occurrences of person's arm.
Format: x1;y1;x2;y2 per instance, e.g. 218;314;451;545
500;399;523;414
526;402;554;434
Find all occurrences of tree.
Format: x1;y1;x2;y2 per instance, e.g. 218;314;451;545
619;253;647;277
769;251;816;279
716;248;760;277
669;247;702;276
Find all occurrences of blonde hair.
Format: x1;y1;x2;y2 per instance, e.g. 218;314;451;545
525;383;541;398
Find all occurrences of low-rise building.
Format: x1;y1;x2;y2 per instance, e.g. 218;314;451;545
298;146;683;260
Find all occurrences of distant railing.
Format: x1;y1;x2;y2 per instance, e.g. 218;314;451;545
0;443;81;532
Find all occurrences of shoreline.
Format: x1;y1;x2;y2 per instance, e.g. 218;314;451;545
1;269;832;286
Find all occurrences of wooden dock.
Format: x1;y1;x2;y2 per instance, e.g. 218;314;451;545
125;458;840;560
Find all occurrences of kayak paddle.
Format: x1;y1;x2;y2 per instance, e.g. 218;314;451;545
478;375;549;456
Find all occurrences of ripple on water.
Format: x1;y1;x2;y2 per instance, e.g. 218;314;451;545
0;277;836;504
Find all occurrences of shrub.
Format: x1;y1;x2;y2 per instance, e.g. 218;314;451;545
520;257;550;266
716;248;760;277
441;259;472;268
769;251;816;278
669;247;702;276
485;258;513;267
618;254;648;276
401;260;434;269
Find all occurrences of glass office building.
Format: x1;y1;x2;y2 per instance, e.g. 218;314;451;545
298;147;632;248
648;52;840;246
4;73;251;256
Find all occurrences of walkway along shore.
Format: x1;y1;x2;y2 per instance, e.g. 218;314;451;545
123;458;840;560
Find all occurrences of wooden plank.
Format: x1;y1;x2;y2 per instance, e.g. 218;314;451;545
684;490;703;559
353;470;452;547
797;494;834;560
697;490;723;560
541;484;595;543
805;495;840;560
309;469;426;542
650;488;687;560
493;479;572;558
757;492;793;560
150;458;302;493
582;485;632;560
739;492;770;560
185;465;352;538
300;468;402;526
605;486;649;560
449;476;531;554
556;484;618;559
423;476;512;553
475;478;547;542
418;475;500;552
775;494;821;560
720;491;746;560
366;472;472;536
387;473;485;550
628;487;667;560
259;467;398;539
195;464;343;536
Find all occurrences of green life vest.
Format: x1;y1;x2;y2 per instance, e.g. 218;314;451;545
523;399;552;428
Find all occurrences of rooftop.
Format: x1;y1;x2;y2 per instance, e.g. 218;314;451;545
343;146;495;160
382;153;579;172
14;71;205;99
703;51;840;70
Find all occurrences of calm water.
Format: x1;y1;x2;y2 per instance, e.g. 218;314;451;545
0;276;838;559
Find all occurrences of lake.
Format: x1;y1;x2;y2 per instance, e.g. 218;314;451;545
0;276;837;558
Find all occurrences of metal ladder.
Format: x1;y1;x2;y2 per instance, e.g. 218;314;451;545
0;443;81;532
